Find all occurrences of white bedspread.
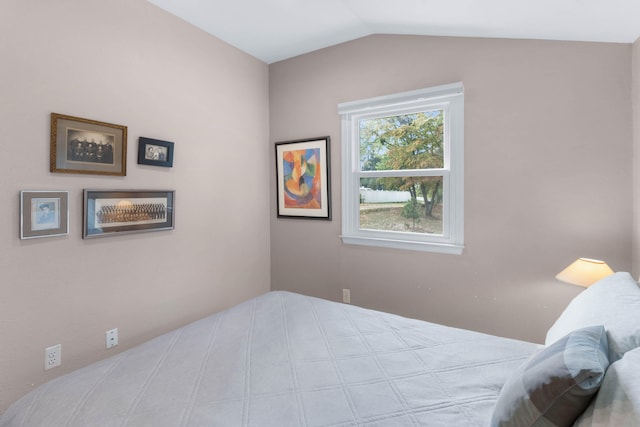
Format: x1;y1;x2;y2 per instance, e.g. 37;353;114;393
1;291;539;426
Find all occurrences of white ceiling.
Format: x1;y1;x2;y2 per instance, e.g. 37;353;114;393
148;0;640;64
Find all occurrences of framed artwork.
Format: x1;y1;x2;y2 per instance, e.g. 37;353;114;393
275;136;331;220
50;113;127;176
20;190;69;239
83;189;175;239
137;137;174;167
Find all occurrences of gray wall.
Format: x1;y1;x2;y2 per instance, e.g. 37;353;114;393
0;0;270;412
633;39;640;278
270;35;633;344
2;5;637;413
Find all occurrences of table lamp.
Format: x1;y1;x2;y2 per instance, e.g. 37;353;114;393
555;258;614;287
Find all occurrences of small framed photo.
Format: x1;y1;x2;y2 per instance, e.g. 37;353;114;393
137;137;174;167
83;189;175;239
275;136;331;220
50;113;127;176
20;191;69;239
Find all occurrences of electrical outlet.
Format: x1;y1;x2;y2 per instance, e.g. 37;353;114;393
106;328;118;349
342;288;351;304
44;344;61;370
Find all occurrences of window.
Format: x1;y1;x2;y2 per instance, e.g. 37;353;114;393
338;82;464;254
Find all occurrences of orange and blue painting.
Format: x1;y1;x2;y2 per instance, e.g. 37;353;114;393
282;148;322;209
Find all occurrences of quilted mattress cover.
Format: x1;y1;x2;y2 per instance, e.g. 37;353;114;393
1;291;539;426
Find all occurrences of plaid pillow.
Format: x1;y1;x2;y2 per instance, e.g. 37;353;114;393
491;325;609;427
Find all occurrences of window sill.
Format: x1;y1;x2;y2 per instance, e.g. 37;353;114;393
340;234;464;255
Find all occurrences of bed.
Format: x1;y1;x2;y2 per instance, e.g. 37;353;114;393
2;272;639;427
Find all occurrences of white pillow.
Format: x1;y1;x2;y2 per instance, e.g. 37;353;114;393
545;272;640;362
573;346;640;426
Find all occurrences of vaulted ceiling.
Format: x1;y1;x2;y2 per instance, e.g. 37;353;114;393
148;0;640;64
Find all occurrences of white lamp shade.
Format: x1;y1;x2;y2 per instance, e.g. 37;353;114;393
555;258;614;287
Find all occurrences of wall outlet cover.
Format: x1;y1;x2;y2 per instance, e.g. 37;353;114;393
45;344;61;370
106;328;118;349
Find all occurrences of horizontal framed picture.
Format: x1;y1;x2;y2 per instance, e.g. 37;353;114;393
50;113;127;176
275;136;331;220
83;189;175;239
20;191;69;239
138;137;174;167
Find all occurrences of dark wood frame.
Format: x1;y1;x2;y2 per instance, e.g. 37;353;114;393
83;189;175;238
50;113;127;176
275;136;331;220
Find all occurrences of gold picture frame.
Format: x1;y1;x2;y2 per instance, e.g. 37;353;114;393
50;113;127;176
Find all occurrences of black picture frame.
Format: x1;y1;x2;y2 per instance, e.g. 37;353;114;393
275;136;331;220
138;137;174;167
83;189;175;238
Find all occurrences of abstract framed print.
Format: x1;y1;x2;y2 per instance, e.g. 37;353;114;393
275;136;331;220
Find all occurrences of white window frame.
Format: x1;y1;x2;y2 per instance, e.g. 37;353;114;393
338;82;464;254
